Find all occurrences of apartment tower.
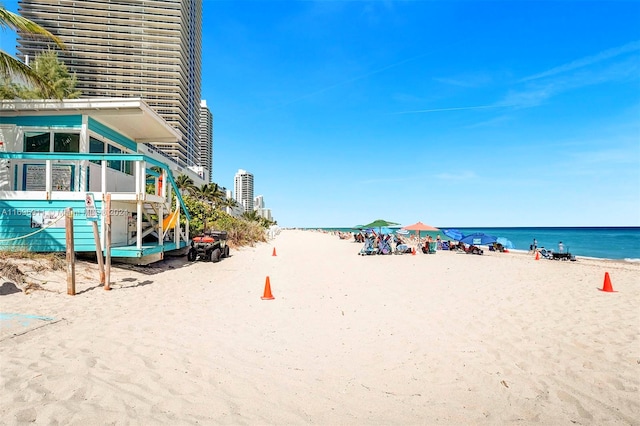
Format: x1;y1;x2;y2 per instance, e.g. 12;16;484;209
234;169;254;213
199;100;213;182
16;0;202;168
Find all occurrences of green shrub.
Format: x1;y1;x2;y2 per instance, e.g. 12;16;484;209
179;194;268;247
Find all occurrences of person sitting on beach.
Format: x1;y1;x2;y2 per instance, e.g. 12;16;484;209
469;245;483;255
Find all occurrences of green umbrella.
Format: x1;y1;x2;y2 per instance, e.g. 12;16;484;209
363;219;400;234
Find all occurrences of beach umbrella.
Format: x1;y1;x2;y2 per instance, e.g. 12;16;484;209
401;221;440;241
443;229;464;241
363;219;400;234
497;237;514;249
460;232;497;246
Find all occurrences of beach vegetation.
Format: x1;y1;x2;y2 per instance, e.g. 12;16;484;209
1;50;80;99
180;193;268;247
0;250;65;283
168;174;273;247
144;172;272;247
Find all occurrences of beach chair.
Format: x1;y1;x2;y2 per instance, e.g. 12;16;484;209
378;236;393;255
539;248;553;259
359;237;377;255
394;244;413;254
428;241;437;254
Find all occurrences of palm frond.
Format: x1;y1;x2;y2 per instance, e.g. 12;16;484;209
0;8;65;49
0;50;58;98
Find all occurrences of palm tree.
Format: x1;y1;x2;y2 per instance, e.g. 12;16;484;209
1;6;65;98
208;183;226;208
193;183;215;203
242;210;261;222
175;174;195;196
218;196;238;210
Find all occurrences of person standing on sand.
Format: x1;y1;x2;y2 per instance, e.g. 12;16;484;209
531;238;537;252
558;241;564;253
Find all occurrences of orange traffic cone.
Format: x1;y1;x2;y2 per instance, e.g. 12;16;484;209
412;247;416;255
261;276;275;300
272;247;277;256
600;272;616;292
535;251;540;260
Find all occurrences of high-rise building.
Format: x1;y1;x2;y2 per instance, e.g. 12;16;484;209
254;195;264;210
234;169;254;213
199;100;213;182
15;0;202;168
254;195;272;222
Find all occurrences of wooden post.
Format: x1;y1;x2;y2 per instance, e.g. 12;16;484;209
92;221;105;285
105;193;111;290
65;208;76;295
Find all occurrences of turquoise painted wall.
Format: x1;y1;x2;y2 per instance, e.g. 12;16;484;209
0;199;102;252
88;117;137;152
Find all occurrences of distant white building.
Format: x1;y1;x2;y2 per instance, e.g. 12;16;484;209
253;195;271;221
234;169;254;213
256;208;273;222
254;195;264;209
188;165;206;181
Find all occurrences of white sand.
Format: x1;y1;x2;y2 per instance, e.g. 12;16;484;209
1;229;638;425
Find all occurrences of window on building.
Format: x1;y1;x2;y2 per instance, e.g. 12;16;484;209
123;159;133;175
89;137;105;165
24;132;50;152
53;133;80;152
107;145;122;171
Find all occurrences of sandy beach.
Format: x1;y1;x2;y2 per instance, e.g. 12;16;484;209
1;229;639;425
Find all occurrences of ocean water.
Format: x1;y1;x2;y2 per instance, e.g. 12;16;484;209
311;227;640;261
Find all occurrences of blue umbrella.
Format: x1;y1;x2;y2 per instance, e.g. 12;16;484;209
443;229;464;241
460;232;497;246
497;237;514;249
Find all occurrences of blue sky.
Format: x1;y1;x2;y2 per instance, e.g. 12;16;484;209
2;1;639;228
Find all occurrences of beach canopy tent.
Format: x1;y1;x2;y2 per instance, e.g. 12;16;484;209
401;221;440;241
